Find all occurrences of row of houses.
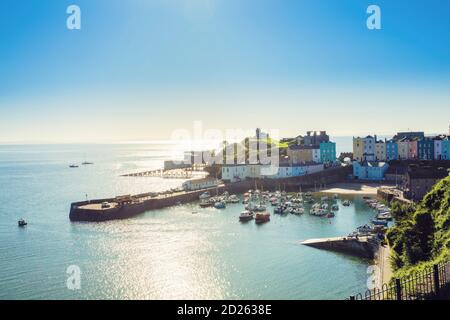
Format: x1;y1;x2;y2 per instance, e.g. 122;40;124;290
221;163;324;183
352;129;450;181
353;130;450;162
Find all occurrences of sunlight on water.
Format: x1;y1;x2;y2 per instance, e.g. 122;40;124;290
0;141;375;300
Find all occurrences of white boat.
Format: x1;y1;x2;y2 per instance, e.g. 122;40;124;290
331;204;339;211
239;210;254;222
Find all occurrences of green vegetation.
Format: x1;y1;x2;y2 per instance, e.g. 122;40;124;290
386;176;450;278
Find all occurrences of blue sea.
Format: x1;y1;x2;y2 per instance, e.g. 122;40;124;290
0;143;376;300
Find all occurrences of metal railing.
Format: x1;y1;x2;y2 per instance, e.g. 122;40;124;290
349;261;450;300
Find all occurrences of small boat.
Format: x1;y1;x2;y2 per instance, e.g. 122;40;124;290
357;225;374;234
214;201;226;209
239;210;254;222
342;200;351;206
254;204;267;212
372;219;388;227
333;194;339;199
326;212;335;218
377;212;393;221
274;206;284;214
199;192;211;200
255;212;270;224
292;208;304;215
331;204;339;211
199;200;213;208
82;161;94;165
69;164;79;168
18;219;27;227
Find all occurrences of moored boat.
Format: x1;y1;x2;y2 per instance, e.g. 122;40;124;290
255;212;270;224
239;210;254;222
18;219;27;227
214;201;226;209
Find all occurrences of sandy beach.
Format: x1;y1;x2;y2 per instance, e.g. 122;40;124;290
318;182;394;195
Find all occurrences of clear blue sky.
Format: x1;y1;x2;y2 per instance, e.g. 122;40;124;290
1;0;450;143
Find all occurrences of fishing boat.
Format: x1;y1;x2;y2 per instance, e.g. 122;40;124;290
18;219;27;227
69;164;79;168
239;210;254;222
255;212;270;224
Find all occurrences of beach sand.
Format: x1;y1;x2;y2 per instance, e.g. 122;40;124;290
318;182;394;195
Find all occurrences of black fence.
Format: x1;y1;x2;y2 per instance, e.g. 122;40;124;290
349;261;450;300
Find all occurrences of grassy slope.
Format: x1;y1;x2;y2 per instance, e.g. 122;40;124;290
386;175;450;278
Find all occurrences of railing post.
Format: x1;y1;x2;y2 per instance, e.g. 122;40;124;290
395;278;402;300
433;264;440;297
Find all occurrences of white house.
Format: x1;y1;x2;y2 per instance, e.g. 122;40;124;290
182;178;220;191
312;149;321;163
221;165;248;183
363;136;376;161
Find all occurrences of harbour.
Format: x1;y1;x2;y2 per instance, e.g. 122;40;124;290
1;143;381;300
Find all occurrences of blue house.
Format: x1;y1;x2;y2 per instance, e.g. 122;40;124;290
319;142;336;164
442;139;450;160
385;140;398;161
418;138;435;160
353;161;389;180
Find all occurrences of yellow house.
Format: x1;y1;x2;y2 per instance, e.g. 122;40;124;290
353;137;365;162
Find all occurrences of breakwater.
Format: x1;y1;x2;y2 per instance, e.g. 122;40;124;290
302;236;379;259
70;166;351;222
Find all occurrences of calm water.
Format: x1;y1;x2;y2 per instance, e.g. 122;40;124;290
0;143;376;300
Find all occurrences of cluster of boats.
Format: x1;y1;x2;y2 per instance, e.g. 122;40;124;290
364;197;393;227
199;191;240;209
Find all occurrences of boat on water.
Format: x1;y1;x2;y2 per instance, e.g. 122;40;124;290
82;161;94;165
69;164;79;168
331;204;339;211
255;212;270;224
342;200;351;206
214;201;226;209
200;200;213;208
18;219;27;227
292;207;304;215
239;210;254;222
377;212;393;221
199;192;211;200
372;219;388;226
